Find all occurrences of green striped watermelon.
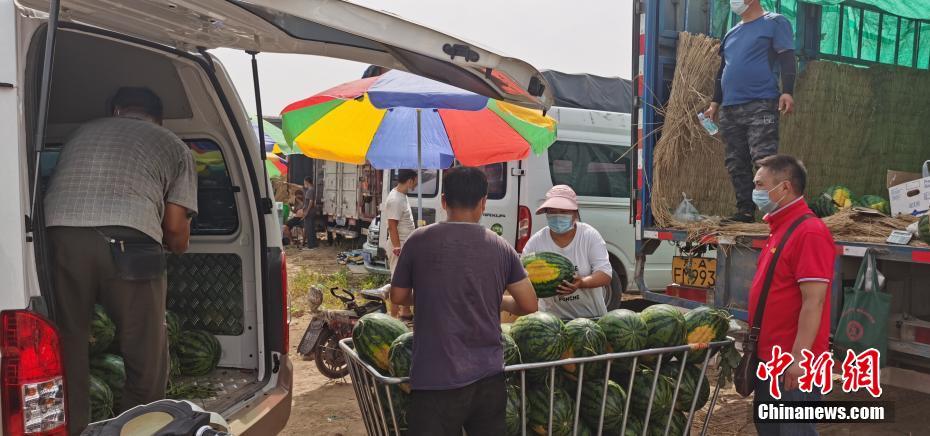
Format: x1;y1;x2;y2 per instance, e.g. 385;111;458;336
661;363;710;412
641;304;686;349
89;373;114;422
683;306;730;364
522;252;575;298
577;423;594;436
502;331;522;366
624;416;645;436
353;313;409;373
90;354;125;408
649;409;687;436
388;332;414;393
166;311;181;349
599;309;648;372
176;330;221;376
562;318;607;382
505;384;524;436
527;386;574;436
89;305;116;355
579;379;627;432
511;312;566;383
629;366;675;419
381;385;409;434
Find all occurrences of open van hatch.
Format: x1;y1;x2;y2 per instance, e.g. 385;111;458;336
19;0;553;110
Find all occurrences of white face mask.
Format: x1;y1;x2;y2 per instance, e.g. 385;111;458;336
730;0;750;16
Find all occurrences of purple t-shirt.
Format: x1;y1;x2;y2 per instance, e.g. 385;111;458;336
391;222;527;390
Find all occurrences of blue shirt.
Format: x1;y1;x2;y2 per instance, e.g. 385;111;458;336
721;12;794;106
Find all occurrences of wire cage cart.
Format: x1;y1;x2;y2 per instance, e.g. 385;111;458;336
339;336;735;436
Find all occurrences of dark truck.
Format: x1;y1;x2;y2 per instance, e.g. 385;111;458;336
633;0;930;381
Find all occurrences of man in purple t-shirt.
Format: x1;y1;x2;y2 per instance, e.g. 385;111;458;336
390;166;538;436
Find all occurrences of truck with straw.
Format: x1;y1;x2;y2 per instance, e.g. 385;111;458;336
634;0;930;383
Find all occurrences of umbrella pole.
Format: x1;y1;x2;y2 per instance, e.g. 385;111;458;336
416;108;423;226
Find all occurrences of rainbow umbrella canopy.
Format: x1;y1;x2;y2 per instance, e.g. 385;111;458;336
251;117;295;155
280;70;557;169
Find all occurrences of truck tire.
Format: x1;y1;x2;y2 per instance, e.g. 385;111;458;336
604;270;626;311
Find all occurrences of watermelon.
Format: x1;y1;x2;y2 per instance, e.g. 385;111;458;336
527;386;574;436
505;384;524;436
629;366;675;419
649;409;687;436
599;309;648;372
810;194;837;218
511;312;566;363
661;364;710;412
624;416;645;436
176;330;221;376
502;331;522;366
388;332;414;393
683;306;730;364
166;311;181;349
90;354;126;408
579;379;627;432
577;423;594;436
919;215;930;243
856;194;890;215
380;385;409;434
641;305;686;349
89;304;116;355
825;185;854;209
562;318;607;381
89;374;114;422
522;252;575;298
352;313;409;373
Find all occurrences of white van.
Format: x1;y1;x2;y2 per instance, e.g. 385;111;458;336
2;0;550;433
365;105;674;307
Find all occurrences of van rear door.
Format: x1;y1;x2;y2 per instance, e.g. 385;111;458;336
18;0;552;110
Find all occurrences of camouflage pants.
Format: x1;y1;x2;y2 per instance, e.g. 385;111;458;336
719;99;780;214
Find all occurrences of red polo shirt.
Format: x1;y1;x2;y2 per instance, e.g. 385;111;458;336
748;197;835;362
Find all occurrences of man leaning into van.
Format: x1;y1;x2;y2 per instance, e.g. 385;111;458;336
44;87;197;433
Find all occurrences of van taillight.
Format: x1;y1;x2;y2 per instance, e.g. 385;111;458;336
281;252;289;353
516;206;532;253
0;310;67;435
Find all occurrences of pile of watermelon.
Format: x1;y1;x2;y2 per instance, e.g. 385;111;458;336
88;305;222;422
353;304;730;435
809;184;891;217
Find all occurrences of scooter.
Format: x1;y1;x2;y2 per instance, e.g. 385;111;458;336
297;286;388;378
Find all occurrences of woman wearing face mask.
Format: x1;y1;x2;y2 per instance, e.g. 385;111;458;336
522;185;613;319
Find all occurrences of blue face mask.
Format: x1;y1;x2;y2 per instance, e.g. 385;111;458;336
547;214;575;234
752;182;786;214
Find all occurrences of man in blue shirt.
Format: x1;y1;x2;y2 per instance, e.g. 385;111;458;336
704;0;797;223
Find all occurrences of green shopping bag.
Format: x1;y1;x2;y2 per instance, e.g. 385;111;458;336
834;249;891;367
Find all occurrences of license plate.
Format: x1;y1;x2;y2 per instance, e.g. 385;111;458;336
672;256;717;288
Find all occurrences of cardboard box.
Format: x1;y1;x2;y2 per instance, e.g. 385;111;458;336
888;167;930;217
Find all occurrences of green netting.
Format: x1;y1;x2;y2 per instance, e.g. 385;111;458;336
710;0;930;69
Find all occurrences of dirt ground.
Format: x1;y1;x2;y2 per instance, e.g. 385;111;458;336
278;245;930;435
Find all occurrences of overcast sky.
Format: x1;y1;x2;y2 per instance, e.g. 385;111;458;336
213;0;633;115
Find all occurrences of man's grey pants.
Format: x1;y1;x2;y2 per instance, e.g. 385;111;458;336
719;99;780;214
303;213;318;248
48;227;168;435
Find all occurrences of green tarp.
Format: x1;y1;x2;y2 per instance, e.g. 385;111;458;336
711;0;930;69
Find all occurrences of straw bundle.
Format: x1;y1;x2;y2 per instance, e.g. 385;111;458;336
651;32;930;242
651;32;733;227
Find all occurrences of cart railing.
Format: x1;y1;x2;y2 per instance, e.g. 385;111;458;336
339;336;735;436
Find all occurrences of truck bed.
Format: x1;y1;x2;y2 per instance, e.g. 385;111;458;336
174;368;264;416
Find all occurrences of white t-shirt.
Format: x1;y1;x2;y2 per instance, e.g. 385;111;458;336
379;188;416;250
522;222;613;319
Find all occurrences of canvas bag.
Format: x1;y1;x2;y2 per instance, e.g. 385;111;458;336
834;249;891;367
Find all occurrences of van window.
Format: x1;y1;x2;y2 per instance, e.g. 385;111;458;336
548;141;631;198
390;169;440;198
188;140;239;235
482;163;507;200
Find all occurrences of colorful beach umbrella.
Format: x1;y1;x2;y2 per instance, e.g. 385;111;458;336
280;70;557;168
265;152;288;179
280;69;557;222
251;117;295;155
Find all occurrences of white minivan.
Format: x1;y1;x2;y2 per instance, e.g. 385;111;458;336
366;105;674;308
2;0;551;433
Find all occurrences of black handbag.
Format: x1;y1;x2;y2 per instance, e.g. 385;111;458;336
734;214;812;397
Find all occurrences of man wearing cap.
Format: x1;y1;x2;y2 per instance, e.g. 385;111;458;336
522;185;613;319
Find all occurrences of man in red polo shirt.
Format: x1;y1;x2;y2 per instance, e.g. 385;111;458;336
748;155;834;436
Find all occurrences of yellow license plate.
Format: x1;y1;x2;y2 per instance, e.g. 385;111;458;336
672;256;717;288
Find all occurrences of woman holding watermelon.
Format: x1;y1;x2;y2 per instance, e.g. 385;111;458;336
523;185;613;319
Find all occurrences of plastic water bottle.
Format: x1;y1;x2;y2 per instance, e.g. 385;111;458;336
697;112;719;135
